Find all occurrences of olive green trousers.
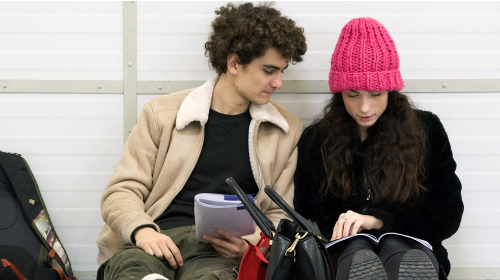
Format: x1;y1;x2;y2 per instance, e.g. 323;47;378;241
101;225;240;280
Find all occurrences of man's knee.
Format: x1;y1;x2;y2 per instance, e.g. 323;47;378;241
104;245;169;280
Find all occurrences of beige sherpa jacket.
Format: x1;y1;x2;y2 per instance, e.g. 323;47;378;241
96;76;304;265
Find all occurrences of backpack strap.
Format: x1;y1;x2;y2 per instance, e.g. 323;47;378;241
2;258;29;280
1;246;71;280
54;267;78;280
0;151;75;279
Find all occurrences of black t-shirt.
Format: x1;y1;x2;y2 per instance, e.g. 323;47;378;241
155;109;258;230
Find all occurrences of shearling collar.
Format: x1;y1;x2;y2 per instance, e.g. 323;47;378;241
175;76;289;133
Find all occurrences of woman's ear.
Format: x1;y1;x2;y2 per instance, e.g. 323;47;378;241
227;53;239;75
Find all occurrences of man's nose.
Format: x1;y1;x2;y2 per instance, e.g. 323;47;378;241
271;73;283;89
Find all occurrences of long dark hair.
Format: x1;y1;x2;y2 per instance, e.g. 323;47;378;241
315;91;427;205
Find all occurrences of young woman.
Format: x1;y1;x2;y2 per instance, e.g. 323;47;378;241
294;17;463;280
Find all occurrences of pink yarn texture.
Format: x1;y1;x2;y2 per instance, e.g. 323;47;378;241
329;17;404;93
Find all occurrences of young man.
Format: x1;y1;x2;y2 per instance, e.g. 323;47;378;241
96;3;307;280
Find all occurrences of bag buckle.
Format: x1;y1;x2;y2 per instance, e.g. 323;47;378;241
285;231;308;258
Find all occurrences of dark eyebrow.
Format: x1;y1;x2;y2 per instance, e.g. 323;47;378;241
263;64;289;71
349;90;360;93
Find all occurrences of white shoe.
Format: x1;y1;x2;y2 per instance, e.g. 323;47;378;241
141;273;169;280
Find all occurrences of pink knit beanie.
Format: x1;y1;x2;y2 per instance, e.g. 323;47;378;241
329;17;404;93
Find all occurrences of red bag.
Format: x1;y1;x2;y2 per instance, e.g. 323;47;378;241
238;232;270;280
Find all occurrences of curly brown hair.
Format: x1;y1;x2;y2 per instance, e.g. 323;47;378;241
205;2;307;75
316;92;428;205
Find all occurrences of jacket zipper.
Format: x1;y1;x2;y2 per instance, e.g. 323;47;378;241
364;171;371;201
362;171;371;213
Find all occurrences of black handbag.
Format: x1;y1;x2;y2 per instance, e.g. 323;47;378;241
226;177;333;280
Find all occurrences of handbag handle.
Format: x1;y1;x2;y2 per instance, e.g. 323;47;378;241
264;185;324;240
225;177;275;239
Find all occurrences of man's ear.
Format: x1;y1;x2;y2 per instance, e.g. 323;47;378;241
227;54;239;75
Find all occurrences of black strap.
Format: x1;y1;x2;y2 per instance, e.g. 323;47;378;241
225;177;275;239
264;185;324;240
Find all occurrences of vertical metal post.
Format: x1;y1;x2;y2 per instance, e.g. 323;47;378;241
123;1;138;142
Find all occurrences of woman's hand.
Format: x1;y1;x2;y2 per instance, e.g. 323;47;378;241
330;210;384;241
203;229;249;258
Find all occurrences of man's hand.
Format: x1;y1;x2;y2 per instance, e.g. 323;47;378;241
203;229;248;258
134;227;184;269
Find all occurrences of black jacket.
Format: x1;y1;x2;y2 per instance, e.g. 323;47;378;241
294;110;464;275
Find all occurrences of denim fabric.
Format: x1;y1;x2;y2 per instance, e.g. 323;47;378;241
102;226;240;280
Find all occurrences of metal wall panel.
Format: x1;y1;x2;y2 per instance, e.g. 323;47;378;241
136;1;500;80
1;1;499;279
0;93;122;275
0;1;123;80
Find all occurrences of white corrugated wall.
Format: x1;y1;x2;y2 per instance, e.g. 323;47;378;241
1;1;499;279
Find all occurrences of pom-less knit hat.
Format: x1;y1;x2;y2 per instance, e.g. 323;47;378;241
329;17;404;93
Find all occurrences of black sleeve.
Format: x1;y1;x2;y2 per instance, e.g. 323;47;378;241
294;125;324;221
363;111;464;243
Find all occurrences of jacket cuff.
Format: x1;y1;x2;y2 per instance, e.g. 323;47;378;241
130;224;157;244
